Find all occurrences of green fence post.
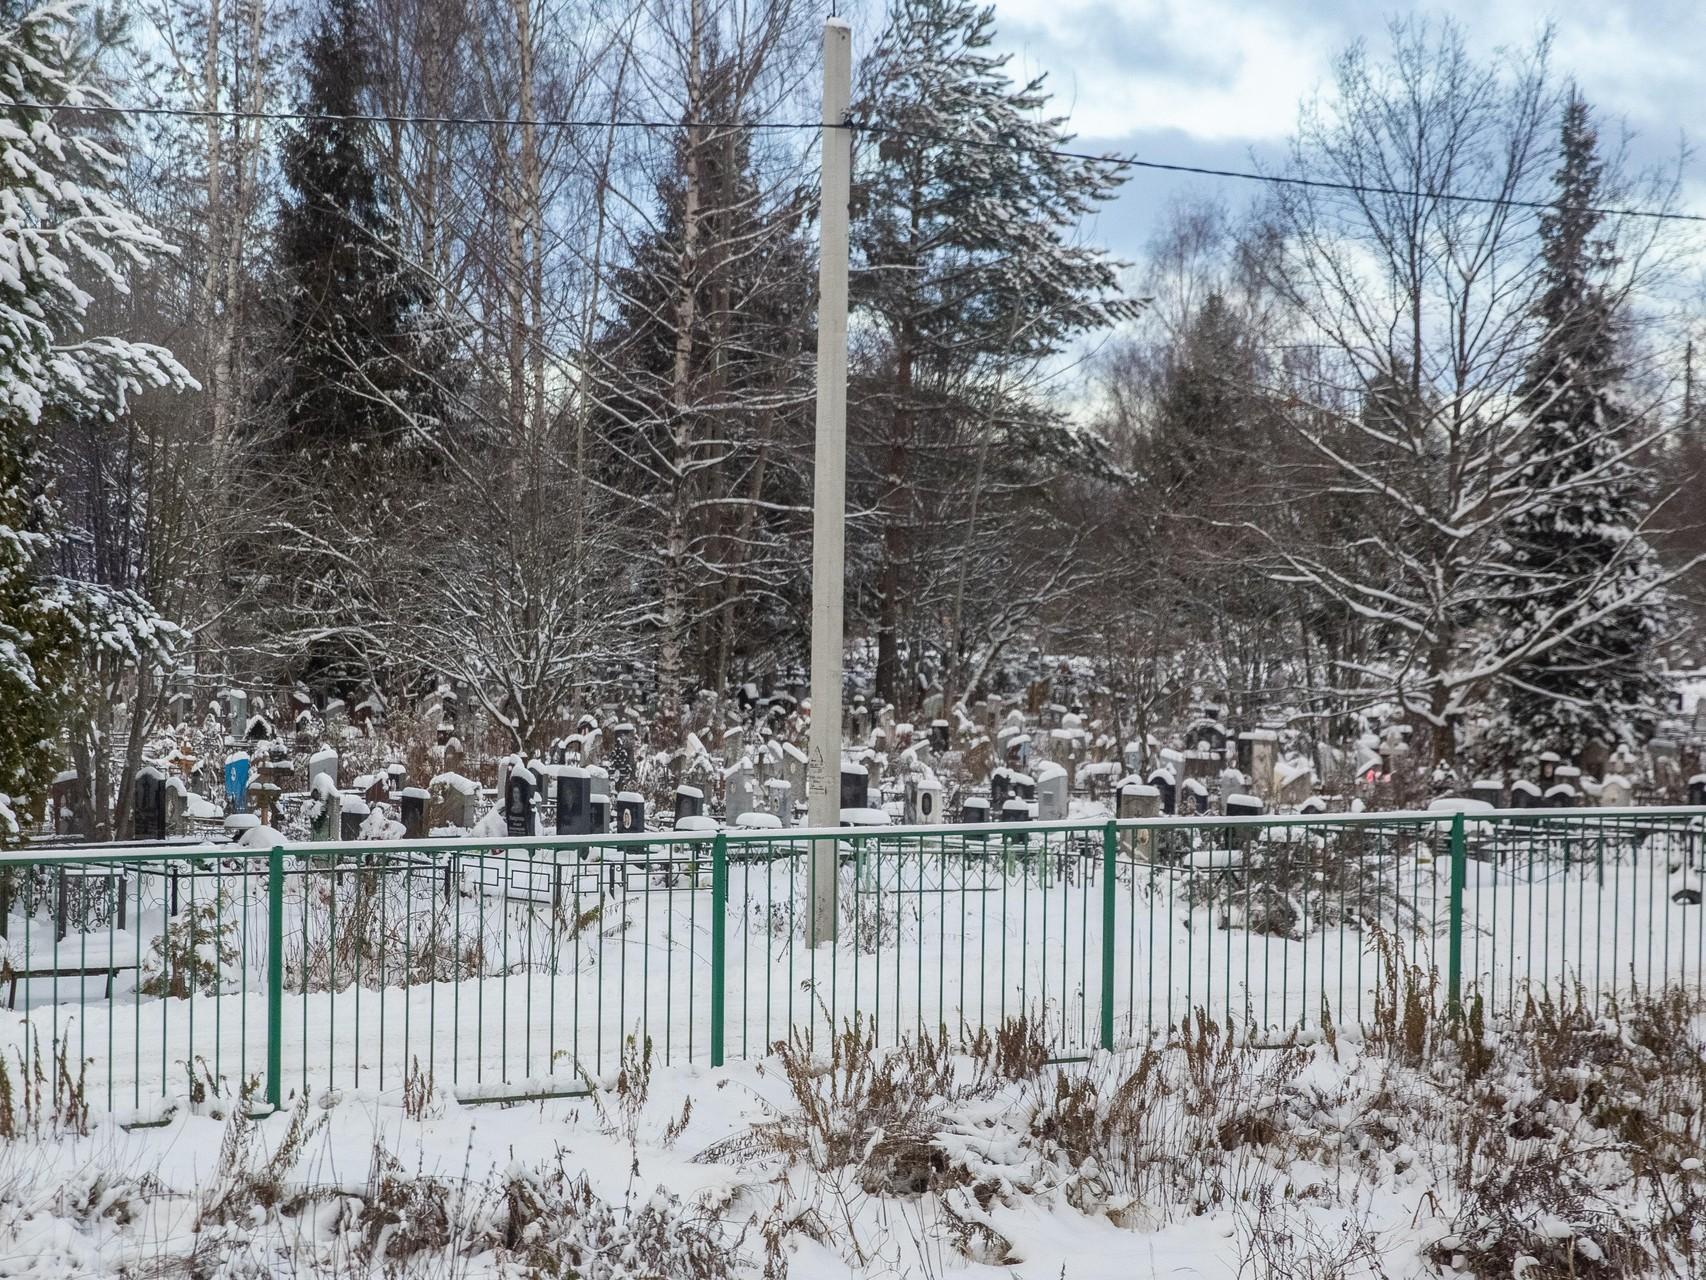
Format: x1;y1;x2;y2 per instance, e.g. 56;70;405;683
1447;811;1466;1019
710;833;727;1068
266;845;284;1110
1101;820;1117;1051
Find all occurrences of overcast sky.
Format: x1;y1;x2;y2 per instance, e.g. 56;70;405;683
981;0;1706;267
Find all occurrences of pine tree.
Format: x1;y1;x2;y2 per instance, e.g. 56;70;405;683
266;0;435;689
850;0;1141;705
0;1;190;839
1491;91;1669;760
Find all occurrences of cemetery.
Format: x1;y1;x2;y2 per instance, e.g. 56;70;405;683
7;672;1704;1116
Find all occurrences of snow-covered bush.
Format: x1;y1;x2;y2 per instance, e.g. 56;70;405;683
139;898;241;998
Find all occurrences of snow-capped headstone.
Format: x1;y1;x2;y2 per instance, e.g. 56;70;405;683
961;795;990;823
614;791;645;835
1035;763;1068;821
904;775;943;824
839;763;868;813
134;766;168;841
309;747;339;793
225;689;249;743
400;787;430;839
1117;782;1160;820
504;765;536;838
1226;794;1264;818
1470;778;1504;808
556;766;594;836
674;784;705;824
1146;767;1178;815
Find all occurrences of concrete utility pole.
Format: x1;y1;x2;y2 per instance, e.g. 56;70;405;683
807;15;852;945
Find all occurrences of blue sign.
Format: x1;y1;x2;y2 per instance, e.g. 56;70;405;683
223;754;251;813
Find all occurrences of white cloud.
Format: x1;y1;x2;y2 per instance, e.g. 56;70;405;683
989;0;1706;154
990;0;1332;142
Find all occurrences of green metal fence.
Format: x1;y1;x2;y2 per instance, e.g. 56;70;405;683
1;806;1701;1114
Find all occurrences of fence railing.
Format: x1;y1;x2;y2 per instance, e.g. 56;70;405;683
1;806;1701;1114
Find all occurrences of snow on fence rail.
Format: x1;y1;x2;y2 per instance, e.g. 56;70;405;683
0;807;1701;1115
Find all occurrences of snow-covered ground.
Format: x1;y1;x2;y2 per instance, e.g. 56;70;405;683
3;816;1701;1117
2;987;1702;1278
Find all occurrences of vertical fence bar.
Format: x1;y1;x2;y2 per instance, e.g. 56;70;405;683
1447;811;1466;1017
266;846;284;1110
710;833;727;1068
1100;820;1116;1051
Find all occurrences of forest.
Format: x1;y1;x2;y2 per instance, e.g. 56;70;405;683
4;0;1706;838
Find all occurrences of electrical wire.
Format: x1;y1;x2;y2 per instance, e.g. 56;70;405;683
4;95;1702;225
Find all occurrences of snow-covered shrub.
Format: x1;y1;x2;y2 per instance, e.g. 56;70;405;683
139;898;241;998
487;1161;738;1280
1179;827;1427;939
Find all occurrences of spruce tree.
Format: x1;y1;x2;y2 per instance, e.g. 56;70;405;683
591;62;814;699
850;0;1141;704
0;1;189;839
1492;91;1668;760
268;0;433;689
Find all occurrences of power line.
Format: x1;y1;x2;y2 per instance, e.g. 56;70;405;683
5;96;1703;225
856;121;1706;226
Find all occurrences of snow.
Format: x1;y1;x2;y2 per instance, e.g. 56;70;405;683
429;772;480;796
840;807;890;826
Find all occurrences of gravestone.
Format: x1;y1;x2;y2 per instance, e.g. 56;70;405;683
990;767;1013;813
1511;779;1542;808
341;795;369;841
1146;768;1178;815
727;762;761;824
165;776;187;835
1469;778;1504;809
864;752;884;805
1117;783;1160;820
505;767;536;837
134;766;168;841
429;774;476;832
1225;794;1264;818
311;776;342;840
1180;778;1211;815
1600;773;1634;808
557;767;594;836
1543;783;1576;808
1000;798;1029;823
225;689;248;743
904;776;943;824
764;777;793;824
614;791;646;835
961;795;991;824
839;763;868;813
223;752;250;815
675;784;705;824
1236;731;1277;799
400;787;429;839
1035;763;1068;821
929;720;950;754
